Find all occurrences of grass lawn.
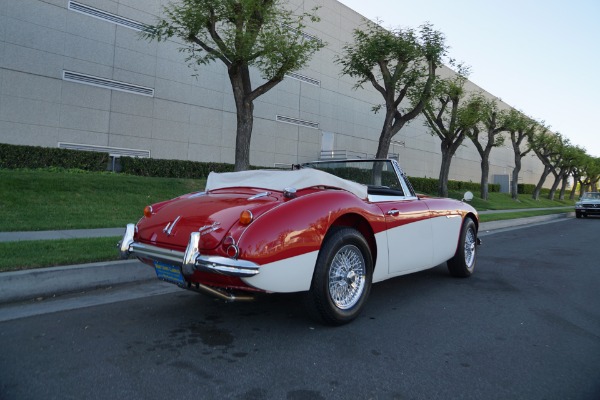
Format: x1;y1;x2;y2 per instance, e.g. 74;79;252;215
478;209;573;223
0;237;121;272
0;168;576;270
447;190;576;210
0;169;205;231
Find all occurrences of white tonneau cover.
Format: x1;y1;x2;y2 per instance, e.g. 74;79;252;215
205;168;368;200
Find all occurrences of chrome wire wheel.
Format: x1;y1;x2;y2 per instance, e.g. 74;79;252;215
447;218;477;278
464;226;476;270
328;244;366;310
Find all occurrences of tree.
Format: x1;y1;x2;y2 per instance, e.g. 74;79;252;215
556;145;586;200
529;128;562;200
546;143;581;201
569;153;588;200
505;110;537;200
420;66;484;197
579;156;600;193
337;21;447;160
144;0;324;171
467;97;508;200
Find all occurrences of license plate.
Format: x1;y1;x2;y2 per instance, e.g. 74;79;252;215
154;261;185;286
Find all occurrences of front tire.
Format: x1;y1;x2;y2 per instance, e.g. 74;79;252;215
576;211;582;218
447;218;477;278
305;227;373;325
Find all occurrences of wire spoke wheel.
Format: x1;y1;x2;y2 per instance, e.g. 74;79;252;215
464;226;476;270
328;244;366;310
448;217;477;278
305;227;373;325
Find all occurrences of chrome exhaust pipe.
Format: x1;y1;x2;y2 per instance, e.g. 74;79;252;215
187;282;256;302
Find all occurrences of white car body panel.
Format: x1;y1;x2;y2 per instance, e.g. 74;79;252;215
385;218;434;276
431;215;462;265
242;251;318;293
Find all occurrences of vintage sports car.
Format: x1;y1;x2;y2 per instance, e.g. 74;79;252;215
119;159;480;325
575;192;600;218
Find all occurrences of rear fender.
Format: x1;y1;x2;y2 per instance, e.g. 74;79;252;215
237;190;385;266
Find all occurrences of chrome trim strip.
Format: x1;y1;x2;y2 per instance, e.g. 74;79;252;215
118;223;135;258
130;242;185;265
164;216;181;236
248;192;271;200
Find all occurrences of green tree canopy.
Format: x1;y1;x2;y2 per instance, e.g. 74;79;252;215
419;65;485;197
467;97;509;200
144;0;324;171
505;110;538;200
337;21;448;159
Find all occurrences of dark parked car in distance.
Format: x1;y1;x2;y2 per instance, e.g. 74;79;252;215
575;192;600;218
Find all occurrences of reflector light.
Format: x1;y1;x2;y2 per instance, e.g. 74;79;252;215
239;210;253;225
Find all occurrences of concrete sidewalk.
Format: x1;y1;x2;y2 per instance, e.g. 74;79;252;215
0;211;575;305
0;227;124;242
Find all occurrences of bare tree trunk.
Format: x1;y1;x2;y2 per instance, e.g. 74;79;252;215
559;174;569;200
478;144;494;200
548;170;561;200
579;180;588;197
230;68;254;172
480;157;490;200
438;150;452;197
511;155;522;200
532;165;551;200
233;104;253;171
375;110;403;159
569;175;579;200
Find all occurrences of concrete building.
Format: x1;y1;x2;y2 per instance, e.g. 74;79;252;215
0;0;545;187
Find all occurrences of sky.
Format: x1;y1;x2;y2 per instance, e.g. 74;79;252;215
337;0;600;158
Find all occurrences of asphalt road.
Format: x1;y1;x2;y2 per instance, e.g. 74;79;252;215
1;217;599;400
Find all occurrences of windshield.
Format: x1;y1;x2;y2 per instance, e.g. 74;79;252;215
302;160;405;196
581;192;600;200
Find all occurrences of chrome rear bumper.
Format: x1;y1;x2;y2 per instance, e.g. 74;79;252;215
118;224;260;278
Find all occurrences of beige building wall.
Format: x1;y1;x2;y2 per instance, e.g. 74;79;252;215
0;0;546;186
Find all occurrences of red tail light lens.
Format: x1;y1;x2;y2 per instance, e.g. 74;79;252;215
239;210;253;225
143;206;153;218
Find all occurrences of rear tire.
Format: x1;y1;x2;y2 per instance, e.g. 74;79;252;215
305;227;373;326
447;218;477;278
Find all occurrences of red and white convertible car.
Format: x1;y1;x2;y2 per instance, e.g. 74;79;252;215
119;159;480;325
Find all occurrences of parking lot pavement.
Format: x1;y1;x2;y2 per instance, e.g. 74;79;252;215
0;212;574;305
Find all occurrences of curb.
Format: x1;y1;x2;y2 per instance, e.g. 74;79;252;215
0;259;155;304
479;211;574;232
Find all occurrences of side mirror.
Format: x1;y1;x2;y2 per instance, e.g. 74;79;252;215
462;191;474;202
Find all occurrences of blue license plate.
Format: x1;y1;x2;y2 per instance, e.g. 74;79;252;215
154;261;185;286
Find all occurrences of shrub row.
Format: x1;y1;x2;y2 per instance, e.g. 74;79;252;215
517;183;550;196
517;183;535;194
0;143;108;171
120;157;234;179
409;176;500;195
0;142;500;192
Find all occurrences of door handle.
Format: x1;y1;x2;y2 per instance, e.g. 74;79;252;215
386;209;400;216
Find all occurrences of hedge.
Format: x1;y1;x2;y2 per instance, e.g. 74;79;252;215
409;176;500;195
0;142;501;192
0;143;108;171
517;183;550;196
119;157;234;179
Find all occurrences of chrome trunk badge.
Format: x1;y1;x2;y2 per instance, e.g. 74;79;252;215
163;216;181;236
199;221;221;236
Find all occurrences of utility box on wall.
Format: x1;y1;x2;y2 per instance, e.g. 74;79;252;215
493;175;510;193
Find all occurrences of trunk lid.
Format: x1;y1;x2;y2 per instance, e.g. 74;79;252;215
136;190;279;250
